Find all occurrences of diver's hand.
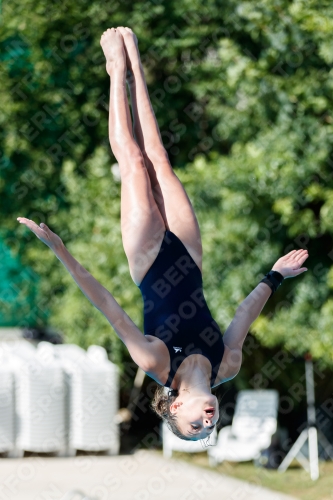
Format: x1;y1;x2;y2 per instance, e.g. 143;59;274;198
17;217;64;252
272;249;308;278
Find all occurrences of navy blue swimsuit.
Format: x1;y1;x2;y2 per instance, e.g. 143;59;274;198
138;231;225;388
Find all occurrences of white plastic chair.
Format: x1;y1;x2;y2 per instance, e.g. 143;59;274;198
208;389;279;465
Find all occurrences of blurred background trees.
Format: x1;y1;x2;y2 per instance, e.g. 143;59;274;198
1;0;333;381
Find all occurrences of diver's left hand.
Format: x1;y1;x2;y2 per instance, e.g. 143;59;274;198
272;249;308;278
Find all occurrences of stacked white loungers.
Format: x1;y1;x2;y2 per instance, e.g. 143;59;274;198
44;343;119;455
0;341;119;456
14;343;67;454
0;363;15;454
0;341;36;456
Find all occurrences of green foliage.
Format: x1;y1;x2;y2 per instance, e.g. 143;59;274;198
1;0;333;368
0;237;40;326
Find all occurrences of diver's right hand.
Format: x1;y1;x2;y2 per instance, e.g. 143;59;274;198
17;217;64;252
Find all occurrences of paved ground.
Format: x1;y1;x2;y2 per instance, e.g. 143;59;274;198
0;451;298;500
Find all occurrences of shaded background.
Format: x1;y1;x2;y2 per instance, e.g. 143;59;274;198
1;0;333;453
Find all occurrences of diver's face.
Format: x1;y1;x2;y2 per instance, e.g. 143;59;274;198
171;393;219;440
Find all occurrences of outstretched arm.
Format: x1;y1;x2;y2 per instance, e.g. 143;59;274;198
223;249;309;372
17;217;155;371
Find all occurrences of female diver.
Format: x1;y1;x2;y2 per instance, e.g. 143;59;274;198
17;27;309;441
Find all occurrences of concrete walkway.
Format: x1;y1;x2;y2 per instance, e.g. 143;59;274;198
0;451;298;500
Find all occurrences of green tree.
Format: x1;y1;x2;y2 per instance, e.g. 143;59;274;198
1;0;333;369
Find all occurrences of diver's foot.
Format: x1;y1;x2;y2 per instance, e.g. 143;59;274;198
100;28;126;76
116;27;141;79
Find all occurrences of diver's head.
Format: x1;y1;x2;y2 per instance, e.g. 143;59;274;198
151;386;219;441
170;389;219;440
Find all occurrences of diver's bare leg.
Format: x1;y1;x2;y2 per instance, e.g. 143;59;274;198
100;28;165;285
117;27;202;271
